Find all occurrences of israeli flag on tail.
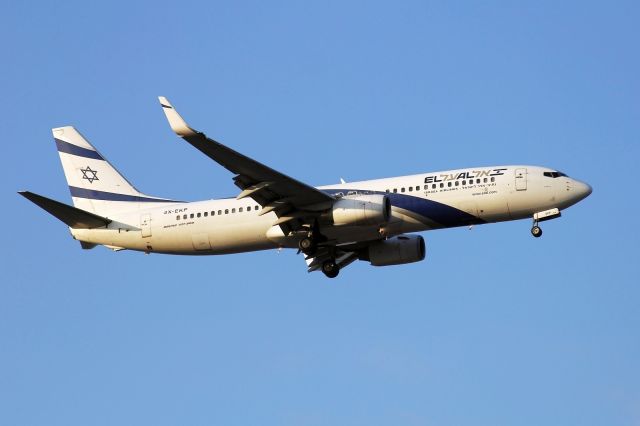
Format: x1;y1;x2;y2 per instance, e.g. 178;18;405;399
53;126;177;215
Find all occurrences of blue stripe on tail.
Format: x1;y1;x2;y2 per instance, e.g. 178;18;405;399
68;186;181;203
55;139;104;160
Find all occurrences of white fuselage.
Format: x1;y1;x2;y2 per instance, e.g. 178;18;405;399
70;165;591;254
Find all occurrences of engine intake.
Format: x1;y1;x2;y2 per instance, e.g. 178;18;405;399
331;194;391;227
363;235;426;266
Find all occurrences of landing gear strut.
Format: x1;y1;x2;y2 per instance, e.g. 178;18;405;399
530;208;561;238
322;259;340;278
299;219;324;255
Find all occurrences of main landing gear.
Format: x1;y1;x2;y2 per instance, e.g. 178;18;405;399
299;220;338;278
298;236;317;254
299;236;339;278
322;259;339;278
298;220;322;256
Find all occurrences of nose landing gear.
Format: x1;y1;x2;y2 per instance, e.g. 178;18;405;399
530;208;561;238
531;224;543;238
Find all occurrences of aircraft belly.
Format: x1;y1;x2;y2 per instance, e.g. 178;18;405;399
321;225;386;244
207;220;274;254
146;217;273;254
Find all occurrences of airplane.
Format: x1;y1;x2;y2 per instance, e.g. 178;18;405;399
19;97;592;278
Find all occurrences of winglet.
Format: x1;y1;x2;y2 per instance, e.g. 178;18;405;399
158;96;197;137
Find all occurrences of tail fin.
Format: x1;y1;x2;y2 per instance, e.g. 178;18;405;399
53;126;177;214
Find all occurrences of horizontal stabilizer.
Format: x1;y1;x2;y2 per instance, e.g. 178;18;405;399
19;191;111;229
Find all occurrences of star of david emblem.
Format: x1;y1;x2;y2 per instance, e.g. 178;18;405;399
80;166;99;184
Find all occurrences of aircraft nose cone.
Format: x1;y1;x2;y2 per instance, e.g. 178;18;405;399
575;180;592;201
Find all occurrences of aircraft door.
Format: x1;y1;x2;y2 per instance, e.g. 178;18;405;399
515;168;527;191
141;214;152;237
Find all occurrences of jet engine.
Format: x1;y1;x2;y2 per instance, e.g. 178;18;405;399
331;194;391;226
362;235;426;266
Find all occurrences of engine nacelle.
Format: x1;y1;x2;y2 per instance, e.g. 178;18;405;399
364;235;426;266
331;194;391;226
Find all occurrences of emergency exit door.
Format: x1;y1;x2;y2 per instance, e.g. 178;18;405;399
515;168;527;191
141;214;152;237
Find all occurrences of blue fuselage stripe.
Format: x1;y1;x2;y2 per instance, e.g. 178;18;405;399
387;193;483;226
55;139;104;160
68;186;179;203
322;188;484;227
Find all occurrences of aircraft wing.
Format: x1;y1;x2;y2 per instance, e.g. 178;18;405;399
159;97;334;235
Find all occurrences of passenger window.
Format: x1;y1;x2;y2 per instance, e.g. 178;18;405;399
415;186;419;191
455;181;459;186
183;214;187;219
483;178;488;183
447;182;452;187
401;188;405;193
204;212;208;217
225;209;229;214
211;211;215;216
218;210;222;215
440;183;444;188
393;188;397;193
476;179;481;184
432;184;436;189
424;185;428;190
197;213;201;218
190;213;194;219
491;177;495;182
385;189;389;193
232;208;236;213
176;215;180;220
409;187;413;192
239;207;243;212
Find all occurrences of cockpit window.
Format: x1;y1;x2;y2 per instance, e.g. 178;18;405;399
544;171;568;178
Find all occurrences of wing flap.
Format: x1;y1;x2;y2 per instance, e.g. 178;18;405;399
304;247;359;273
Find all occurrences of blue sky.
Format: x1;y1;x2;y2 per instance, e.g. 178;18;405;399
1;1;639;425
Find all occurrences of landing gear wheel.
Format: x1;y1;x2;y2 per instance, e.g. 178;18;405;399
531;225;543;238
298;237;317;254
322;260;340;278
